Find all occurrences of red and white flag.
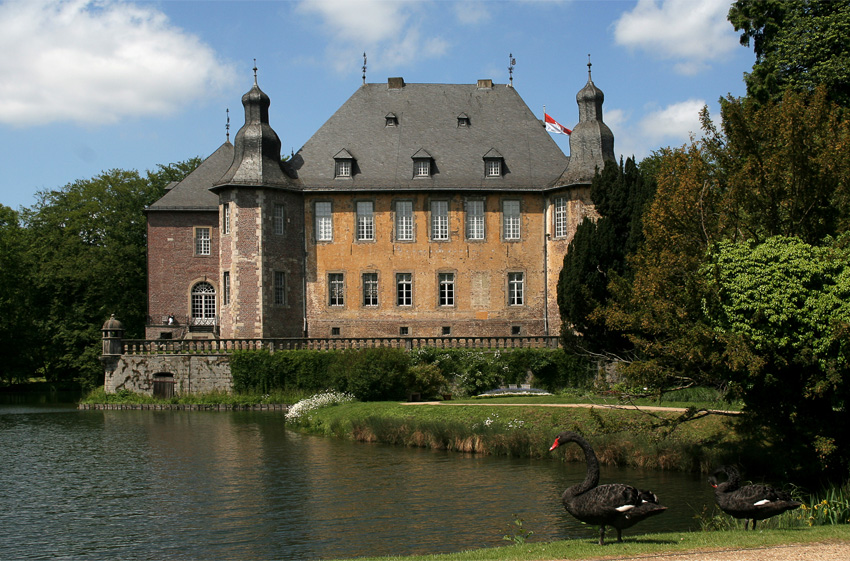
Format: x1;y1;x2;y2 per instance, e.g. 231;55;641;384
545;113;571;135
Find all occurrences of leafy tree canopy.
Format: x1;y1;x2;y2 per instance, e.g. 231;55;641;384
705;235;850;477
729;0;850;106
8;159;201;388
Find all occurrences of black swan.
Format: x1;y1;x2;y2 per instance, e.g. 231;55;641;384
549;431;667;545
709;465;801;530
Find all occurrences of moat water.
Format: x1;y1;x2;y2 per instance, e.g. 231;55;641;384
1;398;715;560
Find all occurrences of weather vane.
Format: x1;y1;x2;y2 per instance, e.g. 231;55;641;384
362;52;367;85
508;53;516;87
226;108;230;142
587;53;592;79
253;58;258;84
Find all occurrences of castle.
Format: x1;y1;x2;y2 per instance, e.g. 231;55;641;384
144;66;615;342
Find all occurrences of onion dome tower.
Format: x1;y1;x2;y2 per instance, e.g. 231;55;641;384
216;65;292;187
558;59;615;185
212;66;304;339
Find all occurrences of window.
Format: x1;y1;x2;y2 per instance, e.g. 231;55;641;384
395;200;413;241
191;282;216;324
414;159;430;177
385;113;398;127
223;203;230;235
503;200;521;240
396;273;412;306
466;199;484;240
356;201;374;241
400;326;409;336
485;159;502;177
194;227;211;256
554;197;568;238
273;204;285;235
508;272;524;306
442;326;452;336
457;113;470;127
511;325;521;335
328;273;345;306
335;159;351;178
362;273;378;306
274;271;286;305
331;327;341;336
431;200;449;241
439;272;455;306
315;201;333;241
223;271;230;306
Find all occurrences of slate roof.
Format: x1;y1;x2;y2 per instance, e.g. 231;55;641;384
289;81;570;192
147;142;233;211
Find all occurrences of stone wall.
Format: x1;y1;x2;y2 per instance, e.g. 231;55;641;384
103;354;232;396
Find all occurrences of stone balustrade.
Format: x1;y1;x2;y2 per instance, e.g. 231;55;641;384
121;335;561;355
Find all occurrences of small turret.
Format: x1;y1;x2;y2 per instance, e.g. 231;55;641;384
101;314;125;356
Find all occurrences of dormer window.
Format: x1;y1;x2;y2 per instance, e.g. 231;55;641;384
333;148;355;178
385;112;398;127
457;112;470;127
415;160;430;177
336;160;351;177
411;148;433;178
483;148;504;178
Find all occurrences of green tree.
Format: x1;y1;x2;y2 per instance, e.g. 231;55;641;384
19;160;200;388
0;205;39;384
557;157;655;356
729;0;850;106
705;235;850;479
604;144;727;393
705;87;850;243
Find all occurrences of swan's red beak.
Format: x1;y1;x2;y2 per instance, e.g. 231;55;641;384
549;437;561;451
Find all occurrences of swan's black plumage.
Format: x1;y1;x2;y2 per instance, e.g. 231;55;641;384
549;431;667;545
709;465;800;530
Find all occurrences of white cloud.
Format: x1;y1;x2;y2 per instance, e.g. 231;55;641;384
454;1;491;25
639;99;706;146
613;0;738;75
605;100;706;161
296;0;448;72
0;0;235;127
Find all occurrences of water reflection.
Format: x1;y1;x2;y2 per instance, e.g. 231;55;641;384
0;404;714;560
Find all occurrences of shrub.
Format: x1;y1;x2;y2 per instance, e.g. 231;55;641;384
409;363;447;398
328;348;412;401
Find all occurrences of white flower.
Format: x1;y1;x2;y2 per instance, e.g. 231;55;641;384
285;390;355;421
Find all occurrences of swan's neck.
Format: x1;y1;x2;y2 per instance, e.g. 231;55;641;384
565;435;600;498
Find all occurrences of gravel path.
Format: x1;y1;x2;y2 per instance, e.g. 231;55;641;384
579;541;850;561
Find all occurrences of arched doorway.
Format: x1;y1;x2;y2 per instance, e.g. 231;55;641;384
190;282;216;331
152;373;175;398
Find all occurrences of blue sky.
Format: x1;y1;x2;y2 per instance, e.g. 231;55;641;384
0;0;755;210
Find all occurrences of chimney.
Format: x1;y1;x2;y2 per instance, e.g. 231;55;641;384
387;77;405;89
477;79;493;89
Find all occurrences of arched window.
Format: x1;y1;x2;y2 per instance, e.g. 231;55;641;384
191;282;216;326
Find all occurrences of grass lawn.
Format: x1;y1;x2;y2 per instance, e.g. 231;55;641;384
337;526;848;561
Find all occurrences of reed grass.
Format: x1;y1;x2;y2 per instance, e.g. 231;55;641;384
294;400;742;473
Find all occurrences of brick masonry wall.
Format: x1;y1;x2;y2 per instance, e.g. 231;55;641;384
146;210;219;339
303;190;588;339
